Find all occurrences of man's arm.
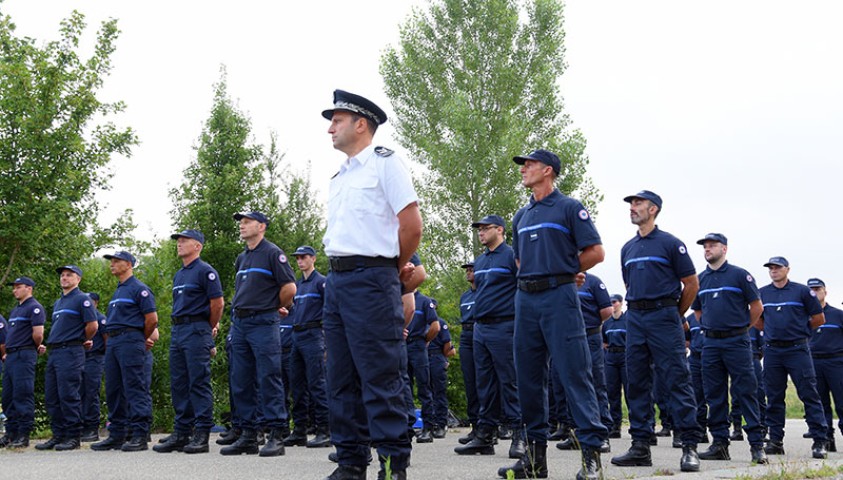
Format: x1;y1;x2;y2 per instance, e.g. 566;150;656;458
578;244;605;272
424;320;440;343
599;306;613;323
748;299;763;329
403;264;427;294
397;203;422;280
32;325;44;347
209;296;224;330
678;274;700;315
279;282;297;310
810;312;825;330
143;312;158;340
84;320;98;341
442;341;456;358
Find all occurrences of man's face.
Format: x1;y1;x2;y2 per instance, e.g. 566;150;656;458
519;159;551;189
239;218;264;241
296;254;315;272
811;286;827;303
109;258;131;277
767;264;789;283
465;267;475;283
611;299;622;314
629;198;656;226
11;283;32;301
176;237;201;259
59;270;81;290
703;241;726;264
327;111;361;152
477;224;501;246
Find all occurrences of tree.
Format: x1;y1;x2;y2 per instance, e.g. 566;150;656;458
0;8;137;289
380;0;600;271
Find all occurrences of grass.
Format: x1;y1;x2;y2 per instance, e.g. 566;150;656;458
733;463;843;480
652;468;675;476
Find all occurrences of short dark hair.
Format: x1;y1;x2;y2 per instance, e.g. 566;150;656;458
350;113;378;135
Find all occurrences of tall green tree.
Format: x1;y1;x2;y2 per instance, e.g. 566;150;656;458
0;8;137;289
381;0;600;271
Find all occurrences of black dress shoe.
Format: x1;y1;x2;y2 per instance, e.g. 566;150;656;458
121;436;148;452
416;428;433;443
764;440;785;455
751;445;768;464
812;440;828;459
698;442;730;460
91;435;125;451
680;445;700;472
55;438;81;451
611;441;652;467
80;430;100;442
324;465;367;480
35;437;62;450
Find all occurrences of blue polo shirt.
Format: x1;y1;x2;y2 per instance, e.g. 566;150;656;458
408;291;438;339
810;304;843;356
759;280;823;342
5;297;47;349
172;258;224;319
602;313;628;349
89;309;107;353
279;318;293;349
47;287;98;345
578;273;612;329
231;238;296;311
686;313;704;354
290;270;326;327
106;276;157;332
512;189;602;278
472;242;517;319
0;314;7;345
749;326;764;356
692;262;760;331
428;319;452;353
459;289;476;326
621;226;696;301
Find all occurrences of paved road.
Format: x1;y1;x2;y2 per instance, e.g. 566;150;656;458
2;420;841;479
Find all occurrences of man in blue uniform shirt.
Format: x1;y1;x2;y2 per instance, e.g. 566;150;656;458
758;257;827;458
0;277;45;448
91;251;158;452
806;278;843;453
691;233;767;463
428;317;454;438
457;262;482;445
499;149;607;480
80;292;107;442
611;190;702;472
284;245;331;449
321;89;422;480
154;230;223;454
406;290;441;443
603;294;628;439
221;212;296;457
36;266;99;451
455;214;525;461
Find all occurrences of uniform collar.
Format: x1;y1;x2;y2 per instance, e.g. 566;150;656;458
636;225;661;240
704;261;730;273
61;287;82;298
182;257;201;269
528;189;562;208
342;144;376;173
245;238;268;253
117;275;137;288
300;269;319;282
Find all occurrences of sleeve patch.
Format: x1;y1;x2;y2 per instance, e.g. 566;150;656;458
34;308;41;314
141;290;149;298
83;300;91;307
279;254;288;264
599;283;606;290
208;272;217;281
678;245;687;255
578;209;590;220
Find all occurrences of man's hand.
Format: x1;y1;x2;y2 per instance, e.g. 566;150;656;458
145;337;156;351
37;345;46;355
212;326;219;338
278;307;290;317
83;340;93;350
575;272;586;288
399;262;416;285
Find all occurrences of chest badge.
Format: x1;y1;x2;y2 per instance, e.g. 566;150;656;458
777;306;782;311
713;292;719;299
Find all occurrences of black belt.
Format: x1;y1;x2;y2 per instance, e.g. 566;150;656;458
812;352;843;359
703;326;749;339
690;351;702;359
766;338;808;348
627;298;679;311
461;323;474;332
517;274;576;293
293;321;323;332
172;315;209;325
407;336;426;343
5;346;35;353
233;308;277;318
107;327;143;338
475;315;514;325
329;255;397;272
586;326;601;336
87;350;106;356
607;346;625;353
47;341;84;349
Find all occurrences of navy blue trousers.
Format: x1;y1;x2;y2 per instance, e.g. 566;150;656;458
45;346;85;438
626;308;701;444
104;330;151;438
587;332;613;432
764;344;827;441
702;335;763;445
689;353;708;433
459;330;480;426
514;286;606;448
406;338;434;428
81;352;105;431
290;331;329;429
400;341;416;428
1;349;37;435
323;266;411;470
474;320;521;430
604;351;628;432
170;322;214;433
428;349;449;429
230;311;287;430
813;356;843;440
549;360;573;429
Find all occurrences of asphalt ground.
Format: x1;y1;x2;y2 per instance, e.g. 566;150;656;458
1;419;841;479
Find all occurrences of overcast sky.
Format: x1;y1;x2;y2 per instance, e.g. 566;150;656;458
4;1;842;306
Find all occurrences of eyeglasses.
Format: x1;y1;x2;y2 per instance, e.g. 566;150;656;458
477;225;499;232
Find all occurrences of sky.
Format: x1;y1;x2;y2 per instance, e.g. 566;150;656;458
3;1;843;306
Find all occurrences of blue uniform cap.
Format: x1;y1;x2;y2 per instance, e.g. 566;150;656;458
696;232;728;246
56;265;83;277
170;229;205;244
461;261;475;269
471;214;506;229
6;276;35;287
763;256;789;268
321;89;387;125
104;250;137;266
88;292;100;301
233;211;270;225
807;278;825;288
294;245;317;257
623;190;663;209
610;294;624;303
513;149;561;175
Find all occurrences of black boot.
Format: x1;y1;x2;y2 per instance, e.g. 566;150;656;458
283;428;308;447
324;465;367;480
8;433;29;449
655;425;671;437
307;427;332;448
828;437;837;453
680;445;700;472
220;429;259;455
730;421;744;441
91;434;125;451
698;441;730;460
577;447;602;480
454;425;495;455
608;428;621;439
672;431;683;448
432;426;446;439
35;437;62;450
80;429;99;442
509;437;526;459
556;433;580;451
600;439;611;453
216;427;240;445
498;425;513;440
548;424;568;441
458;426;476;445
416;428;433;443
751;444;768;464
259;428;286;457
183;430;210;454
497;441;548;479
55;437;80;451
0;433;15;448
812;439;828;459
121;435;149;452
764;440;785;455
153;431;191;453
611;440;652;467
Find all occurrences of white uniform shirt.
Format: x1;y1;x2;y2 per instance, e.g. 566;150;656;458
324;144;418;258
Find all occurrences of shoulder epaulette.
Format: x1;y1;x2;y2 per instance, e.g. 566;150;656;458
374;146;394;157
